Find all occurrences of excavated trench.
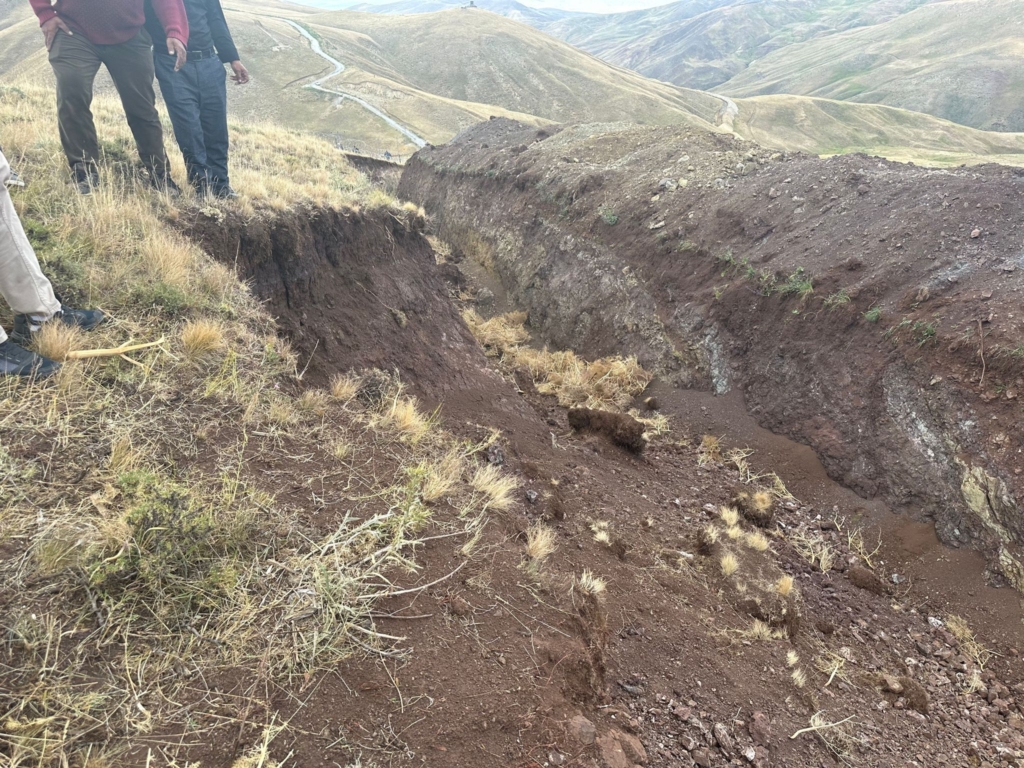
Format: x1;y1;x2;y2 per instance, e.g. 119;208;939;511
396;118;1024;594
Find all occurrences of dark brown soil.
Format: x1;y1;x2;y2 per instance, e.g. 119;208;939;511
398;118;1024;590
164;197;1024;768
568;407;648;453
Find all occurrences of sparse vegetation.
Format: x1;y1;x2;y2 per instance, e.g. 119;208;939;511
777;575;795;597
790;529;836;572
823;289;851;311
720;552;740;577
471;463;519;511
525;523;557;566
863;306;883;323
599;206;619;225
781;268;814;300
946;615;994;670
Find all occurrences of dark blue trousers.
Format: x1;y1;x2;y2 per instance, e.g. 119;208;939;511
154;53;230;193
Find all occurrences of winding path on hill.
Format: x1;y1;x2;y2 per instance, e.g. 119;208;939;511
710;91;739;133
279;19;428;149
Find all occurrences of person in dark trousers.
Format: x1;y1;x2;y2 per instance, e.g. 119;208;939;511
29;0;190;196
146;0;249;199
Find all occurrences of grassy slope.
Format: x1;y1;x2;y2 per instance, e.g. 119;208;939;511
2;0;1024;166
542;0;934;90
721;0;1024;132
264;7;724;129
0;83;499;766
733;93;1024;165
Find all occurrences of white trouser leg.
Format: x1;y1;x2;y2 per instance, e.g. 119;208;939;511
0;150;61;345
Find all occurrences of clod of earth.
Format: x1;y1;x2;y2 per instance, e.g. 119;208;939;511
568;407;648;453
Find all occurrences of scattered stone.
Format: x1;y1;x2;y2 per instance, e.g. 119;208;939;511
882;675;904;695
486;443;505;465
928;616;945;629
615;730;648;764
649;220;666;230
743;745;757;762
713;722;734;753
971;228;982;238
659;178;678;191
525;490;539;504
567;715;597;745
748;711;771;746
849;565;888;596
691;748;713;768
549;752;566;766
597;732;638;768
475;286;495;306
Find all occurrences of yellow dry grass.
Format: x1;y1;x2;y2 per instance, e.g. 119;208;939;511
32;321;84;362
526;523;557;562
330;372;361;402
720;552;739;577
744;530;770;552
776;575;795;597
462;309;653;412
0;81;497;766
180;318;225;360
575;570;607;597
471;463;518;511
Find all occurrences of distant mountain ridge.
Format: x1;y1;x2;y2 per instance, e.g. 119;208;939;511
348;0;1024;132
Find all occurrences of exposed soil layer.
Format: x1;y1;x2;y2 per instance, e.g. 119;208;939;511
398;118;1024;587
162;200;1024;768
181;206;492;410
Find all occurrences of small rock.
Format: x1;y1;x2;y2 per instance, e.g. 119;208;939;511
597;733;632;768
691;748;713;768
475;287;495;307
882;675;905;695
713;722;734;753
971;229;981;238
486;443;505;465
743;746;757;762
659;178;678;191
567;715;597;745
616;730;648;764
748;711;771;746
525;490;539;505
928;616;945;629
649;220;666;230
849;565;887;596
892;573;907;584
549;752;566;766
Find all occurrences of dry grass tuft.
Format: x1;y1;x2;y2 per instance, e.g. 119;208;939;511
748;619;773;641
726;525;744;540
421;449;465;502
792;668;808;688
526;523;557;563
720;552;739;577
697;434;722;466
576;570;607;597
462;309;652;411
330;372;361;402
33;321;84;362
776;574;795;597
471;464;518;511
790;529;836;572
382;396;434;443
753;490;774;512
719;505;740;527
744;530;770;552
946;615;993;670
181;318;225;360
787;650;800;668
297;388;331;415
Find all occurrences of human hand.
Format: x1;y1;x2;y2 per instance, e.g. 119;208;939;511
168;38;187;71
41;16;72;51
230;61;250;85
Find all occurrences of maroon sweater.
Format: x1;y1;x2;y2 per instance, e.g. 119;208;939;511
31;0;188;46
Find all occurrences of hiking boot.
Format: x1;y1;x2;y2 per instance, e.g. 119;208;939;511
4;170;25;189
213;185;239;200
72;163;100;195
0;340;60;379
10;307;106;346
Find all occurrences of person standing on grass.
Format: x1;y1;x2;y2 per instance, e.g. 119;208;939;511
0;148;105;378
29;0;190;196
145;0;249;199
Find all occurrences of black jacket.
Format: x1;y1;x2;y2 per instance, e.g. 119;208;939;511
146;0;239;63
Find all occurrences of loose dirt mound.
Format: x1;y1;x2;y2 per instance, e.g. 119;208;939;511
398;118;1024;587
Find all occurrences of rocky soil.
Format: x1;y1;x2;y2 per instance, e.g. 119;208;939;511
163;188;1024;768
398;118;1024;589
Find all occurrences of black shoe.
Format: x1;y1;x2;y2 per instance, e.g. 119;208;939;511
73;163;100;196
213;185;239;200
0;340;60;379
10;307;106;346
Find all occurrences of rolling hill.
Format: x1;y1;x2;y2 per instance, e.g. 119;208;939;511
721;0;1024;132
2;0;1024;166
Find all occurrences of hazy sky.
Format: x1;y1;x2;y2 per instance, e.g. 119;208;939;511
297;0;676;12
